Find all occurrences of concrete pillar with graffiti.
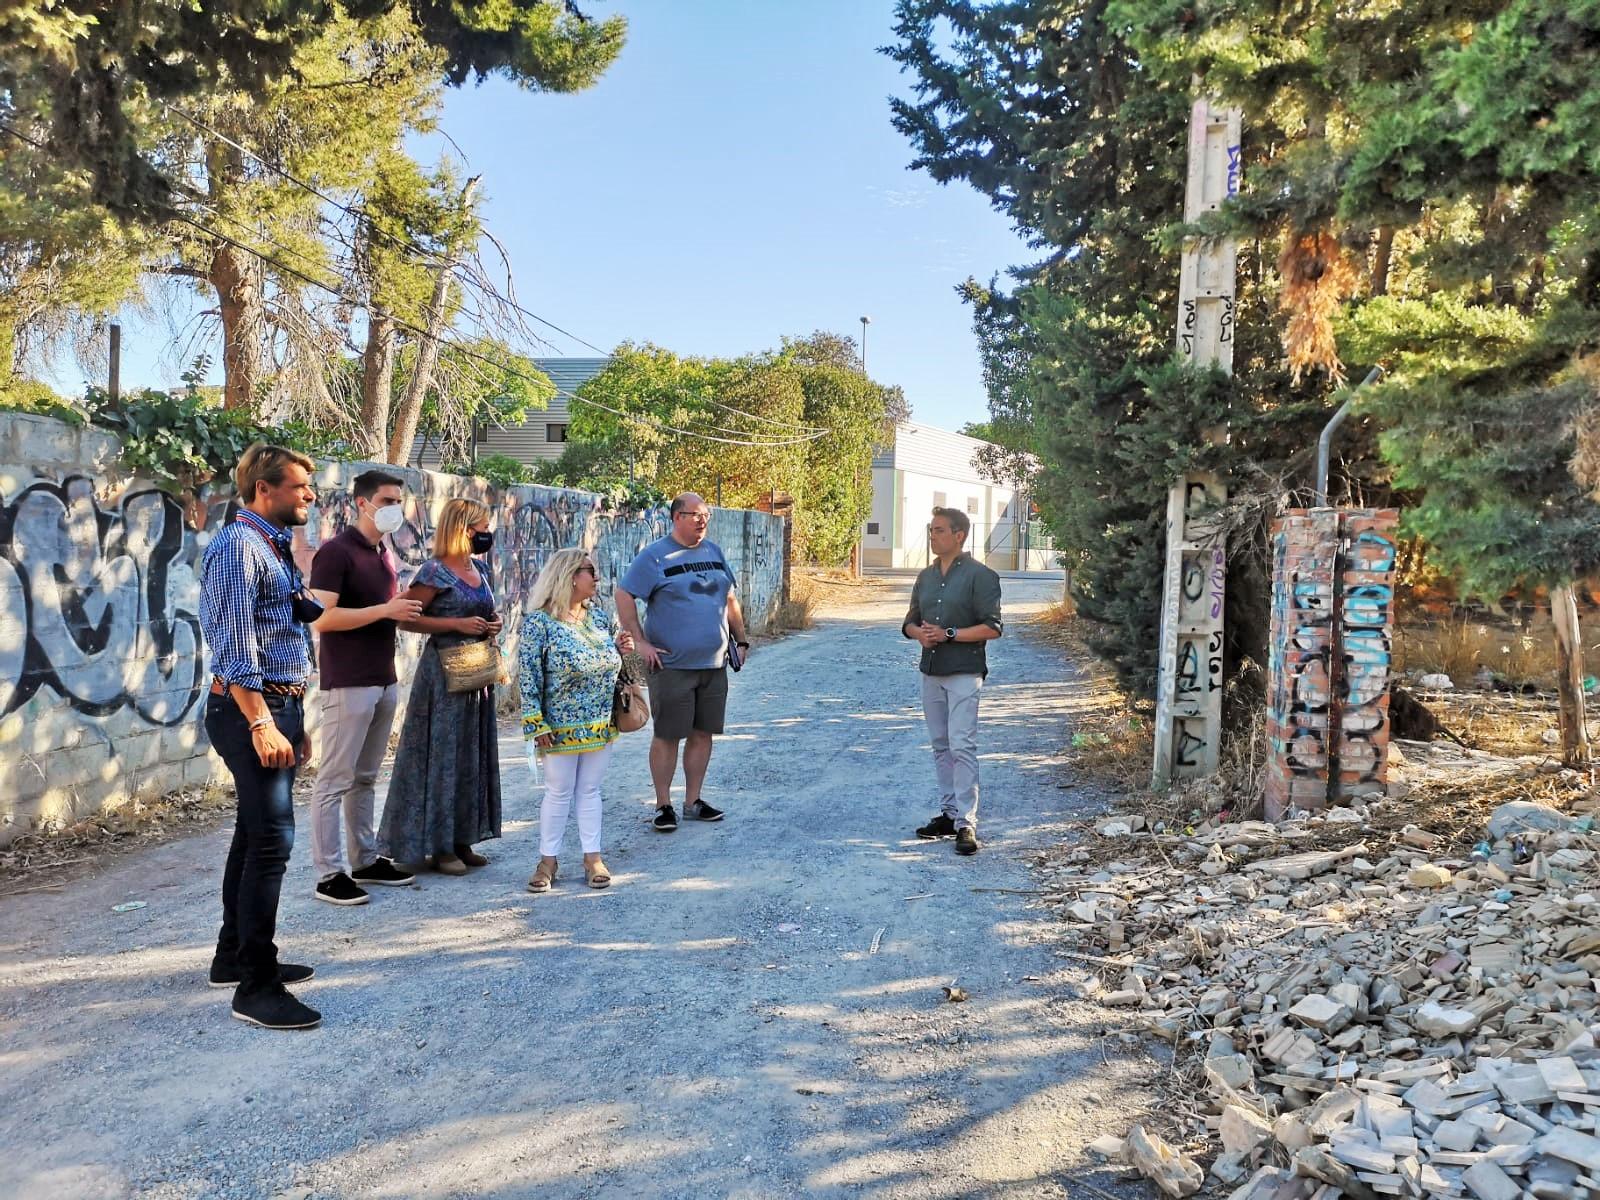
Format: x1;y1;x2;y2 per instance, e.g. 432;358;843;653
1153;98;1241;786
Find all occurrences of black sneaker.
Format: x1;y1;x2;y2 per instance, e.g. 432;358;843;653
917;813;957;839
955;828;980;856
684;800;724;822
232;984;321;1030
351;858;416;887
208;961;315;989
653;805;679;832
314;873;370;906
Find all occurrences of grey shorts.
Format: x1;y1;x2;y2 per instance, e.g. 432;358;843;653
648;667;728;740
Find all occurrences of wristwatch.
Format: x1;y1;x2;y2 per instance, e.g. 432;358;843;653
944;627;958;642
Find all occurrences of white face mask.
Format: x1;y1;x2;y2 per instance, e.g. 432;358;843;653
371;503;405;535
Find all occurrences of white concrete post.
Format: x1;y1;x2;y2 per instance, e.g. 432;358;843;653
1153;99;1241;788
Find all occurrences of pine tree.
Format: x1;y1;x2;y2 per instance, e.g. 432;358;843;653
0;0;626;217
887;0;1334;701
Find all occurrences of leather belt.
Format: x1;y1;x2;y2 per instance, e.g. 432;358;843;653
211;678;307;698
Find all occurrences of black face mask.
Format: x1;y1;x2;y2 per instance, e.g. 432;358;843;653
471;530;494;554
286;559;325;624
255;525;324;625
291;589;326;625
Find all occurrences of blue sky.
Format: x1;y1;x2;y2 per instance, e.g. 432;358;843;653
104;0;1034;434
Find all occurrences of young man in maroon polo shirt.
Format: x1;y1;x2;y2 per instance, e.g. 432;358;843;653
307;469;424;905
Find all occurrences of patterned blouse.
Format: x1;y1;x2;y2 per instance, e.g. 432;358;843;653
519;607;623;755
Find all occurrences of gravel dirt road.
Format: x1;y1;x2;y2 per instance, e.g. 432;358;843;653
0;576;1153;1199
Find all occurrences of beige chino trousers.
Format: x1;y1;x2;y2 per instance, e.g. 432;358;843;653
309;683;399;881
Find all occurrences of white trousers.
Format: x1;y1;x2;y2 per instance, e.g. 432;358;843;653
539;742;616;856
310;684;400;881
921;673;983;830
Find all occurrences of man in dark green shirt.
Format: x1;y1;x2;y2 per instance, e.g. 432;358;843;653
901;506;1004;855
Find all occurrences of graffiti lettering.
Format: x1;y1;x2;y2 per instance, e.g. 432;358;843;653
1175;720;1207;769
1264;509;1397;817
1;417;789;840
0;479;201;723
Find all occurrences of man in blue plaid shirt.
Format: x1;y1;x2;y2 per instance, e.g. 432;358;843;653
199;443;322;1030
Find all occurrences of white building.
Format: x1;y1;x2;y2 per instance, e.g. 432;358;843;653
863;421;1056;572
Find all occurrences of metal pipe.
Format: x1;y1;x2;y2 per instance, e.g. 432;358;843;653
1314;366;1385;506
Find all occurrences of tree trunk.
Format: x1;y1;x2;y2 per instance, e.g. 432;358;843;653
386;177;479;465
1370;226;1395;297
211;242;261;411
357;309;395;461
1552;584;1591;766
385;262;451;465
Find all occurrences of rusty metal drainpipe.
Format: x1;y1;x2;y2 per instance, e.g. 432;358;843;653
1314;366;1385;506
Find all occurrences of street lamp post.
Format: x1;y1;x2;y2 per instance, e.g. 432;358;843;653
859;315;871;372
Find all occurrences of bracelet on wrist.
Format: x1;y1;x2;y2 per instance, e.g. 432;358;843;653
248;716;273;732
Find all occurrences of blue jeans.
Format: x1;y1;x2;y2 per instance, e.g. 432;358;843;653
206;692;303;992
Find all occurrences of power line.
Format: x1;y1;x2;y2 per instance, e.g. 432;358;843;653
1;117;830;445
155;211;826;447
155;100;832;435
179;200;819;443
160;100;608;354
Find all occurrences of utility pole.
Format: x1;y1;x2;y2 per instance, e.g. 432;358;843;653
108;323;121;401
855;316;873;579
1152;98;1241;788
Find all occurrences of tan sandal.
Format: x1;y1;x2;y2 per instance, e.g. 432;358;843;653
527;858;558;893
584;858;611;889
433;853;467;877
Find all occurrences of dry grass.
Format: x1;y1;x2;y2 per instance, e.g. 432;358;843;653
771;566;894;633
1395;616;1574;688
1415;689;1585;757
1031;607;1279;825
775;594;816;631
1395;615;1600;755
0;784;237;893
1029;605;1155;792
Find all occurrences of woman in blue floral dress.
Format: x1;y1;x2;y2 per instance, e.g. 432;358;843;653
520;547;634;891
379;498;503;875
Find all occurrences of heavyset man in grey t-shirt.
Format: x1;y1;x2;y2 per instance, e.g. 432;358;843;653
616;492;750;832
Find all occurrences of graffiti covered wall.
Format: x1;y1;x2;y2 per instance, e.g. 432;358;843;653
0;413;787;843
1264;506;1398;820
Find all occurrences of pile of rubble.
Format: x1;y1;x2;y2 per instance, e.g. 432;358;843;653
1049;773;1600;1200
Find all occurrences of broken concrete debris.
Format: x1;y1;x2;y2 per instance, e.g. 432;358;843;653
1057;788;1600;1200
1126;1122;1207;1197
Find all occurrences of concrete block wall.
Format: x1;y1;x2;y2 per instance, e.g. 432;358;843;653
1264;506;1398;820
0;413;787;843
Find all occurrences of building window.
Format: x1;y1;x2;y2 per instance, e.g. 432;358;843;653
546;423;568;443
966;497;979;514
932;491;947;508
866;522;879;535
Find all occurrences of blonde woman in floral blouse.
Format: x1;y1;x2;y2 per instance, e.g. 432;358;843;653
520;548;634;892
